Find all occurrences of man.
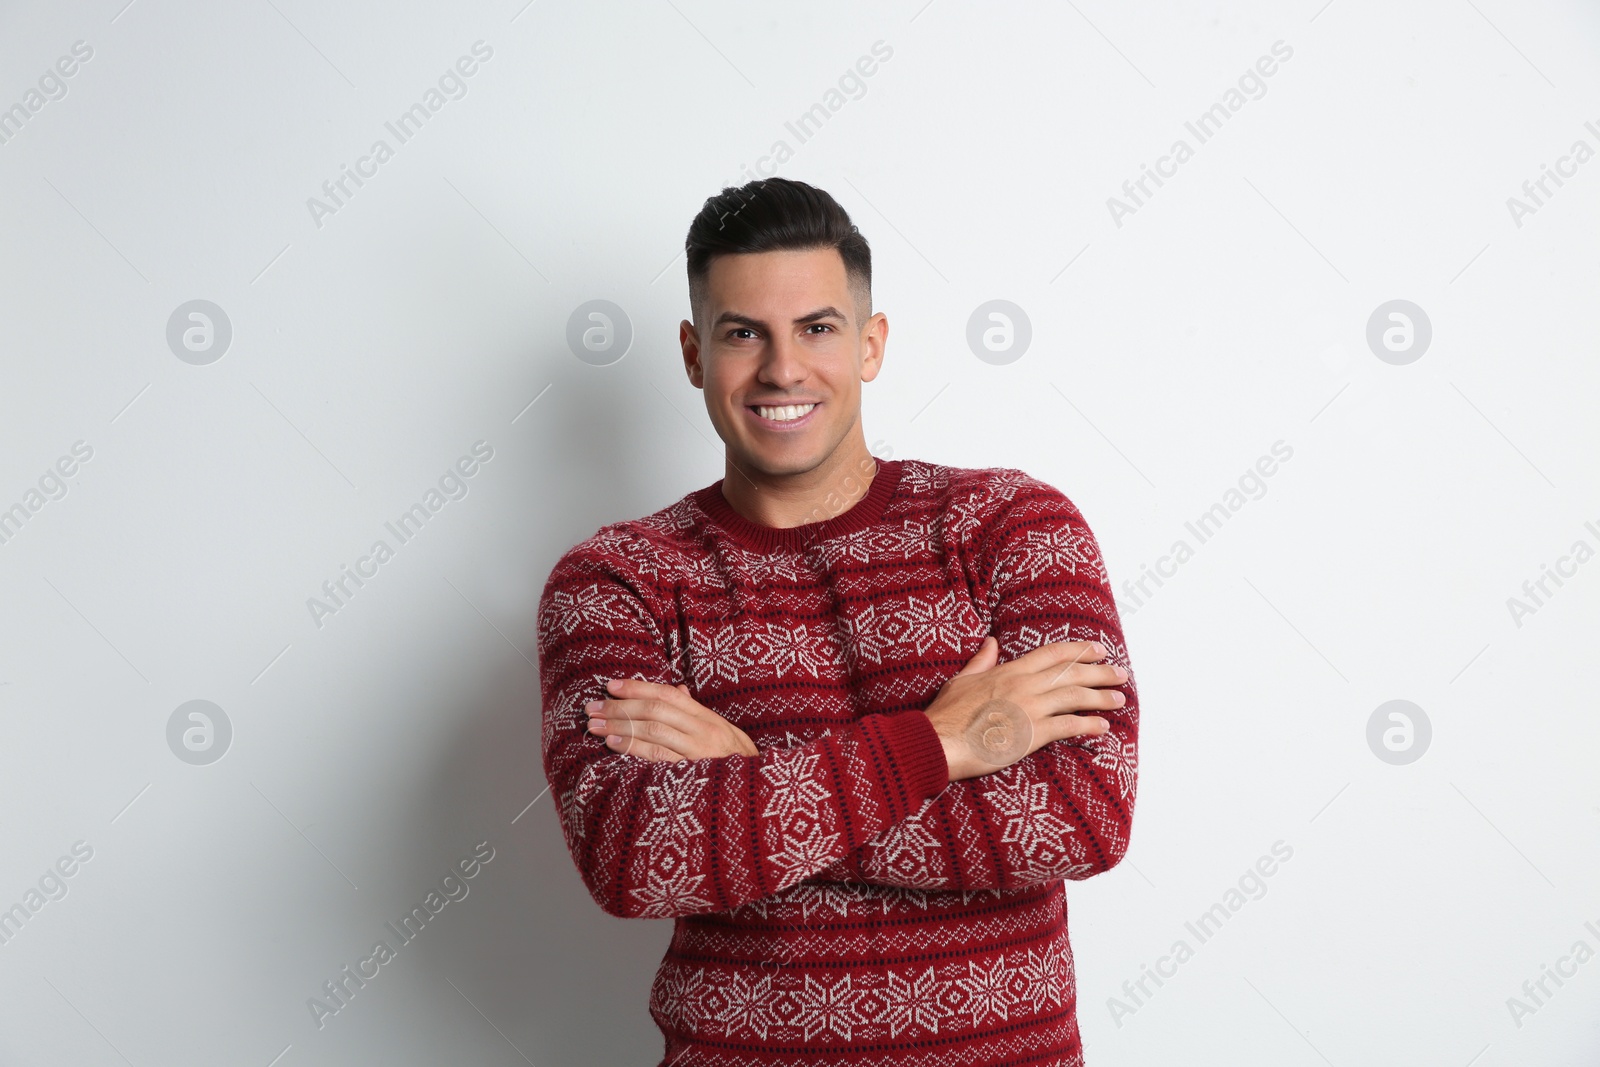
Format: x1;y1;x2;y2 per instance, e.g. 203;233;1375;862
537;177;1139;1065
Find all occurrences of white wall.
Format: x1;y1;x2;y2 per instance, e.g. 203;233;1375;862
1;1;1597;1064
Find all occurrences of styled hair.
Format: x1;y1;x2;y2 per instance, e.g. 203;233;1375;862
684;177;872;325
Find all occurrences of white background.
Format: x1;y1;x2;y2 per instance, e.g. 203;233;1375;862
1;1;1597;1064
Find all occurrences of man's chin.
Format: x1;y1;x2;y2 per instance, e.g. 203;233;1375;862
728;440;831;481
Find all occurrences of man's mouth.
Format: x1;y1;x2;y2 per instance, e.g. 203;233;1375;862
746;402;819;427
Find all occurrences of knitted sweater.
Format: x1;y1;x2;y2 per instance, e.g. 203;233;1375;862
536;457;1140;1066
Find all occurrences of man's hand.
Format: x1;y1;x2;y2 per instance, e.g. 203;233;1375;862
586;678;758;762
926;635;1125;782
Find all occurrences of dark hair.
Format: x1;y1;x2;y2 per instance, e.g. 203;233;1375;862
684;177;872;324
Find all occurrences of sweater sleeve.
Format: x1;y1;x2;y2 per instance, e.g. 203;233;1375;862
536;539;951;919
812;475;1140;891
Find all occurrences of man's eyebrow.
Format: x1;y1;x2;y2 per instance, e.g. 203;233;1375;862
711;306;849;330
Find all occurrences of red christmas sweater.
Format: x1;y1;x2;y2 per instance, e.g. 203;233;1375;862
536;457;1140;1066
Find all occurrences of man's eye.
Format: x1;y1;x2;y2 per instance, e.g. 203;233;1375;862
729;328;756;340
806;324;833;334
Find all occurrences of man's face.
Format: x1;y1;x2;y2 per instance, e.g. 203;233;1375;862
680;247;886;478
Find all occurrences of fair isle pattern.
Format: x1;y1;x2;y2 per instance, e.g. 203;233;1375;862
537;458;1139;1066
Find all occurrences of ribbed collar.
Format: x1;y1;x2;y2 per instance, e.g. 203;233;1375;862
693;458;904;553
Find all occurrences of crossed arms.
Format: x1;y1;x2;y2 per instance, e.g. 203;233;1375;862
535;480;1139;918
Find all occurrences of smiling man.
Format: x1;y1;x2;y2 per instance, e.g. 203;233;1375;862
537;177;1140;1066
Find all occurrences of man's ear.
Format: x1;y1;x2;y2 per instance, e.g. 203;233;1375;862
860;310;888;383
680;318;704;388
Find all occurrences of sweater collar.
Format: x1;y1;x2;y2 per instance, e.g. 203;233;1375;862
694;458;903;553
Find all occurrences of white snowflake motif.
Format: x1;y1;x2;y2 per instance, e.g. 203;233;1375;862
739;546;808;586
754;620;837;679
815;526;879;565
688;623;756;689
984;778;1080;873
758;749;831;824
630;863;712;916
884;590;978;657
1018;946;1066;1012
1007;621;1072;659
714;971;778;1040
766;825;843;888
635;763;708;849
641;500;700;536
837;603;898;667
956;956;1017;1026
673;552;730;590
538;581;634;641
947;490;989;546
899;461;951;496
782;880;869;920
1005;521;1102;584
863;803;945;886
791;973;865;1041
984;468;1039;507
889;518;940;558
882;967;942;1037
651;964;709;1023
1089;737;1138;800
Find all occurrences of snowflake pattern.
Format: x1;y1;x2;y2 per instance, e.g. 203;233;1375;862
536;457;1137;1065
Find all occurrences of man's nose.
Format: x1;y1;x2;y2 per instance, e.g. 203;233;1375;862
759;333;808;387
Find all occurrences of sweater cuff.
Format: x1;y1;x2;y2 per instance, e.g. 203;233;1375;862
873;709;950;807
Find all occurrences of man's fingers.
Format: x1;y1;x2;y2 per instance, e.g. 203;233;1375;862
589;705;695;749
604;677;682;703
1043;662;1127;691
605;734;687;762
1012;639;1107;677
1047;711;1113;743
1040;684;1126;716
954;635;1000;676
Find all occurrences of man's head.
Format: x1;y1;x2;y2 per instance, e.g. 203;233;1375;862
680;178;887;481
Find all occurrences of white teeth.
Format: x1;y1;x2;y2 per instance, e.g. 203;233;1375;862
754;403;816;422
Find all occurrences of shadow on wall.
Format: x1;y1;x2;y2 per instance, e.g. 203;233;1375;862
401;367;684;1065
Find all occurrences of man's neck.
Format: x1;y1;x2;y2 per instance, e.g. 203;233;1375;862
719;441;880;530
